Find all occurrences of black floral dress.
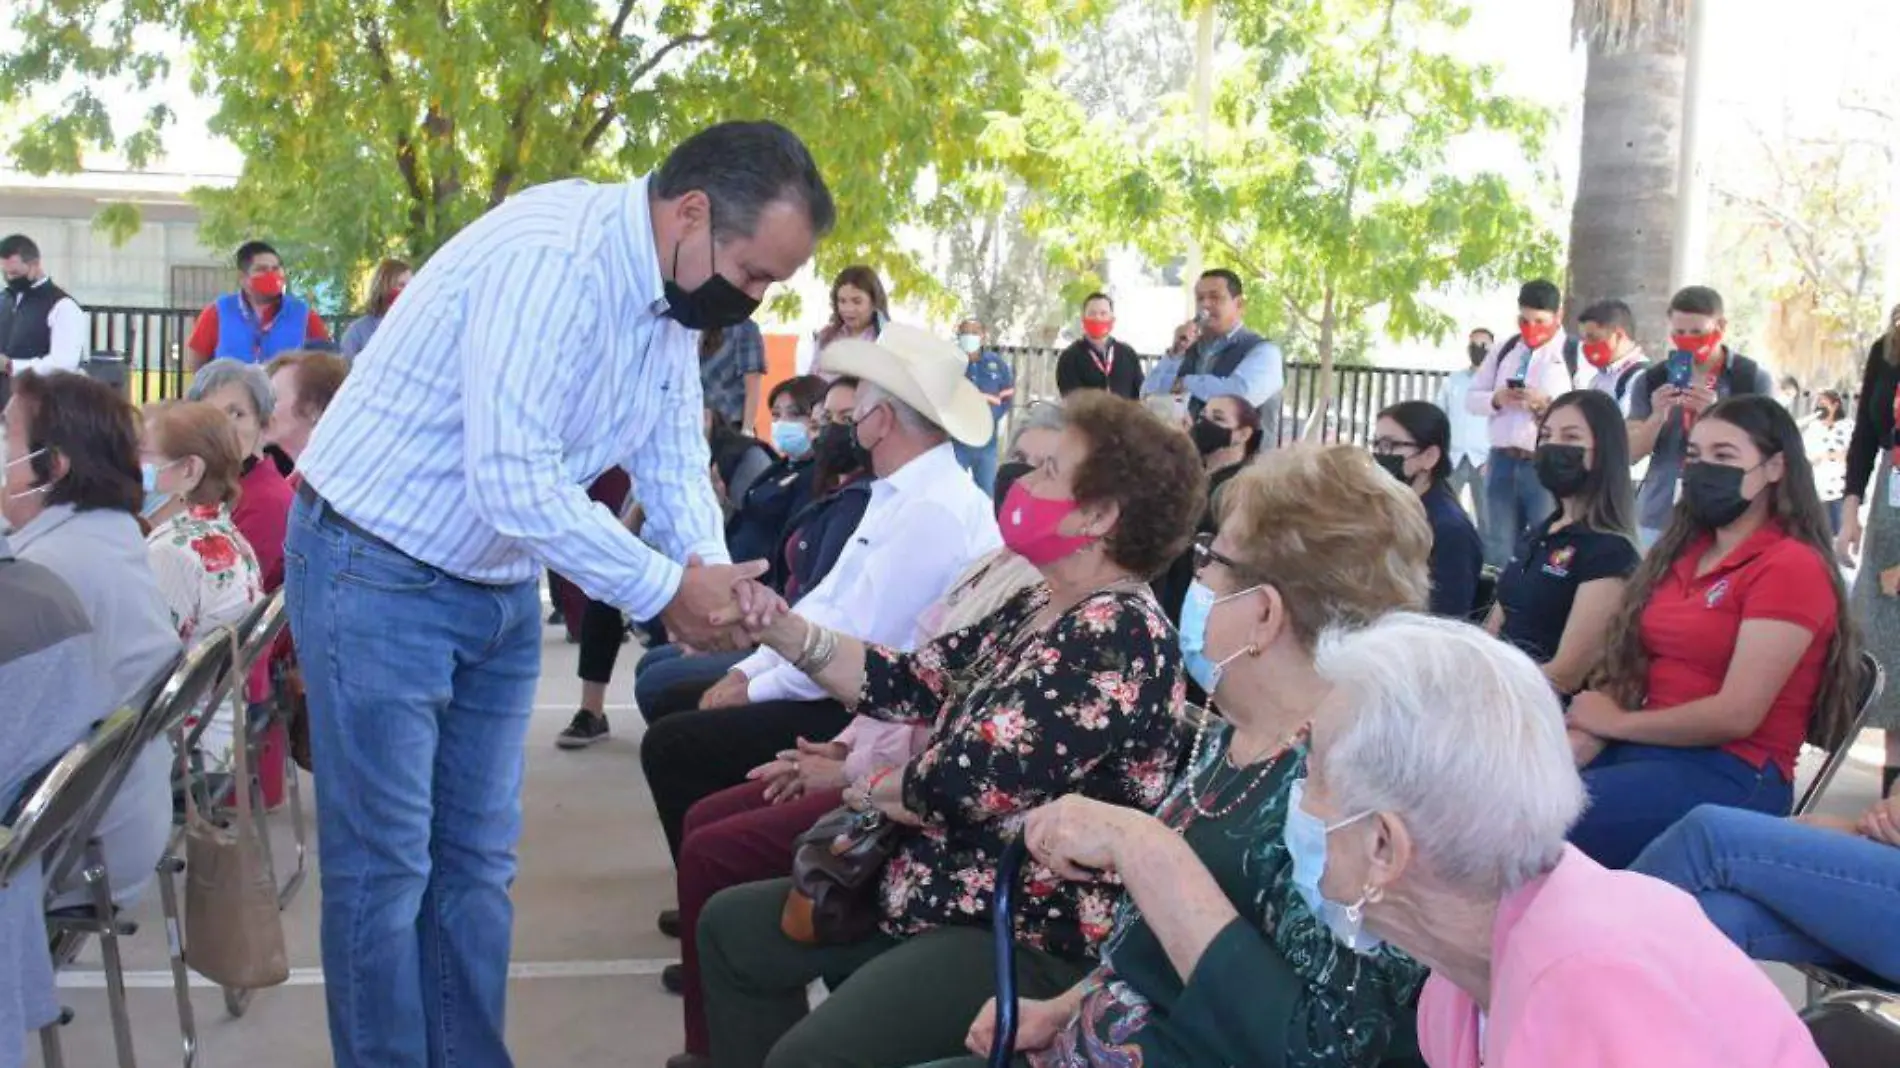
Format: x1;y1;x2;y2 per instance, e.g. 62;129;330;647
858;584;1185;962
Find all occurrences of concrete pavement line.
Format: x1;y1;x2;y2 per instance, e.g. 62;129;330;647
532;704;636;712
57;958;675;989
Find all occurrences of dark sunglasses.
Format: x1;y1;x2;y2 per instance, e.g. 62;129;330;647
1192;532;1242;576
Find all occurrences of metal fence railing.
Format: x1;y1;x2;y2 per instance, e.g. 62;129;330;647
84;306;350;406
998;345;1452;447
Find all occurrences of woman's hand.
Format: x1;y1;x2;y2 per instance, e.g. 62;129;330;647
1837;500;1863;566
1567;727;1608;768
866;766;924;827
698;671;751;710
748;738;850;804
1566;690;1627;741
1857;795;1900;847
1023;795;1149;881
965;995;1074;1059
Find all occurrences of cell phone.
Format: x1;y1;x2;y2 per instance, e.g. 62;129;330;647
1506;376;1525;390
1666;349;1694;389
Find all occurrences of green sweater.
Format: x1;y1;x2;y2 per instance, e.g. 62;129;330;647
1033;724;1426;1068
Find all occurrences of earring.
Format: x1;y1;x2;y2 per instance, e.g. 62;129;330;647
1244;643;1261;658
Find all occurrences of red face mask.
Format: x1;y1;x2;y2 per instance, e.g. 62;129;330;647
1082;317;1114;341
998;480;1097;566
1517;318;1558;351
1671;331;1723;362
388;286;404;307
1581;338;1616;370
250;270;286;299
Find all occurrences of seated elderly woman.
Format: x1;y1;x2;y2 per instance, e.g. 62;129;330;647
188;357;296;590
694;391;1202;1068
939;445;1438;1068
1293;613;1825;1067
2;371;179;910
142;400;265;764
1566;395;1860;868
263;349;351;478
656;408;1060;1068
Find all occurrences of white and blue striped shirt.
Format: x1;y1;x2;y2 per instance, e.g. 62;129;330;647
296;176;729;620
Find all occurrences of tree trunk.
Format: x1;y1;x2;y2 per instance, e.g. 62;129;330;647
1567;1;1687;355
1303;283;1338;443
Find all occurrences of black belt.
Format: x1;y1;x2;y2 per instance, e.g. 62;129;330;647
295;480;400;553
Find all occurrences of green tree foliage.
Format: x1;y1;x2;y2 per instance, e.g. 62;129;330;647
990;0;1558;427
2;0;1072;307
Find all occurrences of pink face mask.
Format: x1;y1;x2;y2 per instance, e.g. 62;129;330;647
999;480;1097;566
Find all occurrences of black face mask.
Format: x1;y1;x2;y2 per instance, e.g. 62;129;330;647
1466;341;1488;366
1190;418;1234;457
993;460;1034;516
1681;462;1755;529
1534;443;1590;498
662;203;762;332
1374;452;1410;483
814;421;862;473
4;275;30;294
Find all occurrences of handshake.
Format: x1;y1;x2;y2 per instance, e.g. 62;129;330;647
658;555;796;652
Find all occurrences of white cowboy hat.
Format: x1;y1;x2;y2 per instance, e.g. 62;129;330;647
818;322;995;447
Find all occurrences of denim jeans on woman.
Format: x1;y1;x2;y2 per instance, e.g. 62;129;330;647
285;494;541;1068
1482;447;1552;568
1569;743;1793;870
1631;804;1900;985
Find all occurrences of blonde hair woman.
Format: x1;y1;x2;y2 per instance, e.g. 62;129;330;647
340;257;413;359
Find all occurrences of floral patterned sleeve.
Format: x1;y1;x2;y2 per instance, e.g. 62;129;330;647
900;591;1180;827
855;587;1038;726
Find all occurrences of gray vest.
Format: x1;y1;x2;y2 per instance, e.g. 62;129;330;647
1185;327;1280;443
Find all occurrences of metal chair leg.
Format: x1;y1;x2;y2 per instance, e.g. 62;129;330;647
155;853;198;1068
38;1008;71;1068
277;759;307;907
84;840;138;1068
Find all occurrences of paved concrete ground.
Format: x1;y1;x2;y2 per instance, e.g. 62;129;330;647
29;617;1888;1067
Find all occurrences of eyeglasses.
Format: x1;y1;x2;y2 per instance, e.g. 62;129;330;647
1370;437;1419;456
1192;532;1242;576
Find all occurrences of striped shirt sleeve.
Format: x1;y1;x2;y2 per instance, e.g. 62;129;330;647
628;320;731;575
459;248;699;621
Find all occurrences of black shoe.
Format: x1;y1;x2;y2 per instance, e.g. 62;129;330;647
554;710;609;750
658;909;682;939
665;1055;710;1068
546;606;563;625
661;962;685;995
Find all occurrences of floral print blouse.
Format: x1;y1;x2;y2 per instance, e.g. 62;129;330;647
1035;723;1427;1068
146;504;264;645
859;584;1185;962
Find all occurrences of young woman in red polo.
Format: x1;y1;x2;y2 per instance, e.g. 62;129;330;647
1563;394;1862;868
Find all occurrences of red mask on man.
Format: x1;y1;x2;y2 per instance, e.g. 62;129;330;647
250;270;286;299
1517;318;1558;351
1581;338;1617;370
1671;331;1723;362
1082;317;1114;342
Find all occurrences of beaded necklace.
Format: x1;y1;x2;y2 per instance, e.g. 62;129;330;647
1176;707;1308;830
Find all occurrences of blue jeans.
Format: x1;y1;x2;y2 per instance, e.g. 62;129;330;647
285;494;541;1068
1570;743;1793;870
1482;448;1553;568
632;644;747;725
1632;805;1900;984
954;438;1000;496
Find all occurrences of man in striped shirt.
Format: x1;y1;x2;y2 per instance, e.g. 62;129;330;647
285;121;833;1068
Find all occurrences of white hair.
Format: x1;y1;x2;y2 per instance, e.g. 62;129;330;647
1313;612;1586;898
187;357;276;423
857;381;943;439
1006;401;1065;454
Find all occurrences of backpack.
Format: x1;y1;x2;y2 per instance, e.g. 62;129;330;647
1612;361;1648;403
1497;333;1582;383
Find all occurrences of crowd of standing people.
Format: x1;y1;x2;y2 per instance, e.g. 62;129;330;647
3;116;1900;1068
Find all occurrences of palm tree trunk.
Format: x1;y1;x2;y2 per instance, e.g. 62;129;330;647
1567;0;1689;355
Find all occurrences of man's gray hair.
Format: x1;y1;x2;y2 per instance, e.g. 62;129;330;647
653;121;836;241
857;381;944;440
187;358;276;424
1314;613;1586;898
1007;401;1065;455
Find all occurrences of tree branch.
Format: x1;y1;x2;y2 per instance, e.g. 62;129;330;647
576;33;711;155
357;13;428;236
490;0;557;206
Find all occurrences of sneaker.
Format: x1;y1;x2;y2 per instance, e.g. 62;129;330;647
661;963;685;995
657;909;682;938
665;1054;710;1068
555;710;609;749
546;605;564;625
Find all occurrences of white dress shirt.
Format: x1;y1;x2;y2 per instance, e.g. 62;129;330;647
735;442;1002;703
1436;368;1492;469
1181;327;1285;408
1465;331;1575;452
1587;349;1648;416
4;278;87;373
296;176;729;621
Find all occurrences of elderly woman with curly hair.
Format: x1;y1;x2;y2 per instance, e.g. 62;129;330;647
1292;613;1824;1067
691;392;1203;1068
938;445;1439;1068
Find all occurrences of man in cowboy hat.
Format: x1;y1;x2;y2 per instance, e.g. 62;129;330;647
637;321;1002;859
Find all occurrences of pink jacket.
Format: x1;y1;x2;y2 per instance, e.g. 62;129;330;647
1418;846;1823;1068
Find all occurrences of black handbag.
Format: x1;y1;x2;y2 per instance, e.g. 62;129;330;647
780;805;904;945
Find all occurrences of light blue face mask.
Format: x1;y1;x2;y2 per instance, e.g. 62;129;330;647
771;419;813;458
140;459;179;517
956;333;983;355
1284;778;1382;954
1178;579;1260;694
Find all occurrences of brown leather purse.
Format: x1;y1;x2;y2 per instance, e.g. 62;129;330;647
780;806;903;945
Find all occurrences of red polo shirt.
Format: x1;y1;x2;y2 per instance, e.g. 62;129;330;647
1636;522;1837;778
